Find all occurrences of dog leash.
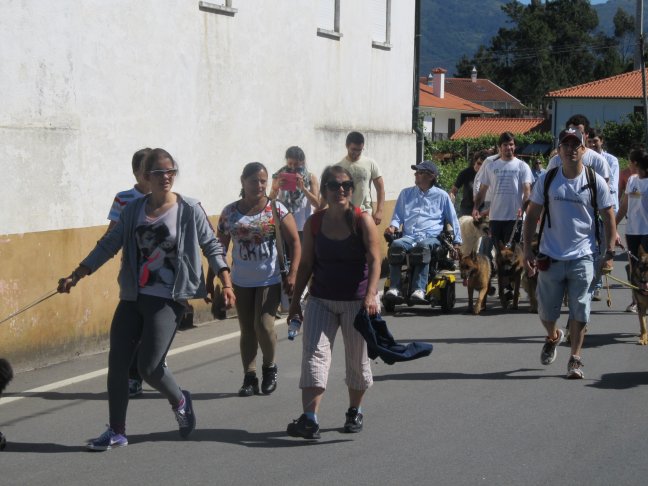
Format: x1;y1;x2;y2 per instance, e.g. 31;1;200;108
0;289;59;325
604;274;640;291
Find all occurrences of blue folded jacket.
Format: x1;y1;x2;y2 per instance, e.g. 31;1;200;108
353;309;433;365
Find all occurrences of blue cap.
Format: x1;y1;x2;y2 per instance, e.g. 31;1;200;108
410;160;439;175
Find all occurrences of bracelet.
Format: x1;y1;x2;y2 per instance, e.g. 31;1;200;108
222;285;232;289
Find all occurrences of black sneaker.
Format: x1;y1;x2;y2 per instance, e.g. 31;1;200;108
261;364;278;395
173;390;196;439
238;372;259;397
0;431;7;451
343;407;363;433
286;414;320;440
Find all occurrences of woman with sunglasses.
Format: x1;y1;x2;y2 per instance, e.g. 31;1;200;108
286;165;381;440
213;162;301;397
57;148;235;451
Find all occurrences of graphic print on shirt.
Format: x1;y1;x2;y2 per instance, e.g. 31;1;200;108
218;203;287;263
136;221;177;288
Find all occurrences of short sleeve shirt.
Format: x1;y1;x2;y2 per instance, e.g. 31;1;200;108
217;199;288;287
108;186;147;222
481;157;532;220
336;155;382;213
531;168;613;260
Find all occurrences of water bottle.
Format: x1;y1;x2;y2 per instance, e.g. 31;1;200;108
288;316;302;341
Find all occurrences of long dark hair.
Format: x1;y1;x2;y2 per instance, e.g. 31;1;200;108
240;162;268;198
320;165;357;234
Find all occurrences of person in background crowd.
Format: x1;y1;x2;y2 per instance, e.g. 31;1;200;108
450;151;485;217
106;147;152;398
335;131;385;225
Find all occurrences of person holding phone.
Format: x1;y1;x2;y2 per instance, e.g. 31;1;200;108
270;146;320;237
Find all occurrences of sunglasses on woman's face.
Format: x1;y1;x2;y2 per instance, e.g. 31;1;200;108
326;180;354;192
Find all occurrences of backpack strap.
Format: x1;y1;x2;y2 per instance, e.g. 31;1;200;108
310;206;363;237
584;165;600;248
537;167;559;248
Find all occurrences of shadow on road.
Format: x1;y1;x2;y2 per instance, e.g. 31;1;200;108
0;441;87;453
587;371;648;390
373;368;551;382
128;428;352;448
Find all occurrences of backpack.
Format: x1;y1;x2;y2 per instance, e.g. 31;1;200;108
537;165;599;249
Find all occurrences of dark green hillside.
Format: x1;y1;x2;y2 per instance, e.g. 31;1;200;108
420;0;646;76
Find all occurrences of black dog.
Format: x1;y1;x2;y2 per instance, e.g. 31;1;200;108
0;358;14;451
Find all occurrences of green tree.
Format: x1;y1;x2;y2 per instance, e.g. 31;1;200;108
455;0;630;110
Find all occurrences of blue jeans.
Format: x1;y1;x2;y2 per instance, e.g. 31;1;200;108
537;255;594;323
388;236;440;292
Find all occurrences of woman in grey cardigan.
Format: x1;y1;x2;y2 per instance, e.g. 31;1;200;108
57;148;235;451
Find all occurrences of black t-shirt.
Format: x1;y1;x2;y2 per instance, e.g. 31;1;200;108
454;166;477;214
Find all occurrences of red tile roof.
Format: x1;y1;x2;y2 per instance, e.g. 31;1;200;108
450;118;545;140
419;83;495;113
444;78;525;108
547;69;648;98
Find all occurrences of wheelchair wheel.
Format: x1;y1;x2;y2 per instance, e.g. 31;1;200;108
440;280;456;313
383;300;396;313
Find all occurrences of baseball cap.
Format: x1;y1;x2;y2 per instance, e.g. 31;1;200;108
558;127;584;146
410;160;439;175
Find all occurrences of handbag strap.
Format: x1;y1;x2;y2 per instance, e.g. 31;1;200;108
270;199;287;276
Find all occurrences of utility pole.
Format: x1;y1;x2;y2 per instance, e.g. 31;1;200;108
641;33;648;145
636;0;644;70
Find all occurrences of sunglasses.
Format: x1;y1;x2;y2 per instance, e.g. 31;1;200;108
326;180;354;192
149;169;178;177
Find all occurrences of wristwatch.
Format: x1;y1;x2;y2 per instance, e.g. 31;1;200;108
604;249;615;259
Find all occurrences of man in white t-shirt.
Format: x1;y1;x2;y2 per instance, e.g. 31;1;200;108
472;132;533;249
336;131;385;225
523;128;616;380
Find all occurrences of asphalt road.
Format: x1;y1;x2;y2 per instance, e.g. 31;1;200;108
1;254;647;485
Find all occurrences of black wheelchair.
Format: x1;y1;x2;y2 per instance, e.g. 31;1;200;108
382;226;457;313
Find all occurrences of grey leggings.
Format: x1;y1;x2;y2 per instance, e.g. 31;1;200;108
108;294;184;429
233;283;280;373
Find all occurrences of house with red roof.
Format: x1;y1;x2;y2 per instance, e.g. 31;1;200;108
420;68;496;140
444;67;527;116
546;69;648;137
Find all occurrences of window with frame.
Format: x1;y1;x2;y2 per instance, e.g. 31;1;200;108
317;0;342;40
199;0;237;16
371;0;391;50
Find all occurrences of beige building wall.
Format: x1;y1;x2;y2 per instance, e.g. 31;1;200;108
1;1;414;369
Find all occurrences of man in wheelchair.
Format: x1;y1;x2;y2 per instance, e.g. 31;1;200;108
384;161;462;304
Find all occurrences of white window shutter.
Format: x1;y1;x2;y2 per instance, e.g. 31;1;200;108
318;0;335;31
371;0;386;42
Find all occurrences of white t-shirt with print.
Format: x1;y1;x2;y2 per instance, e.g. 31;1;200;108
218;199;288;287
625;174;648;235
480;157;532;220
547;148;610;180
531;167;613;260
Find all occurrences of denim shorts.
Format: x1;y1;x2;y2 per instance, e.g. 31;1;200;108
536;254;595;323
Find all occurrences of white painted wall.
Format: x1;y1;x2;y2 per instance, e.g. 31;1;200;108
552;98;641;136
421;108;457;139
1;0;416;234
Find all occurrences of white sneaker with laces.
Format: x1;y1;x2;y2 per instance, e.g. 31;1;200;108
409;289;427;303
626;303;638;313
385;288;401;298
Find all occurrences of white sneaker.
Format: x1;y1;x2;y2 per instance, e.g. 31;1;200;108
567;355;584;379
409;289;427;303
385;288;401;298
626;303;638;313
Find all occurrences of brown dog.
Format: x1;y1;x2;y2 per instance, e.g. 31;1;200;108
460;252;492;315
496;241;524;310
632;246;648;345
521;234;539;313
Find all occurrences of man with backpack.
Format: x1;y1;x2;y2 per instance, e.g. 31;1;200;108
522;128;616;379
